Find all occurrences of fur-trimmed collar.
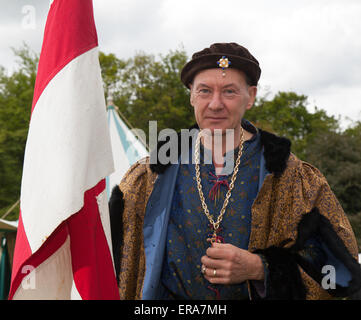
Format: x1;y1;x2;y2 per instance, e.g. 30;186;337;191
149;120;291;177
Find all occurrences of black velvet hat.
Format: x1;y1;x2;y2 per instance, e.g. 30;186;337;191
180;42;261;88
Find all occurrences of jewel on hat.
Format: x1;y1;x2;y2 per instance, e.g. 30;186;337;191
217;56;231;76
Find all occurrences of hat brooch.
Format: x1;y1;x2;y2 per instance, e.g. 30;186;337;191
217;56;231;76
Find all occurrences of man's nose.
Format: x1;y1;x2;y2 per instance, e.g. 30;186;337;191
208;91;224;111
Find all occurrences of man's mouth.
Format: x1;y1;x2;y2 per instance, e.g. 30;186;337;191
205;117;227;121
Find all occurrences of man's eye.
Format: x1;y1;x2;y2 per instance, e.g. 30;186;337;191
199;89;210;94
223;89;237;97
196;89;212;97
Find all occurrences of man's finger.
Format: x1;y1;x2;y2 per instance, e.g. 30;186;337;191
203;266;220;278
201;255;225;269
209;243;249;261
204;275;231;284
206;243;237;259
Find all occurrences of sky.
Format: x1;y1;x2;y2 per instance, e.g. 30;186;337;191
1;0;361;129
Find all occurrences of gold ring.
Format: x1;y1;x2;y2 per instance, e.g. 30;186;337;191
201;265;206;274
213;269;217;276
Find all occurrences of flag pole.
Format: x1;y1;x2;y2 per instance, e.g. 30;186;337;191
1;199;20;220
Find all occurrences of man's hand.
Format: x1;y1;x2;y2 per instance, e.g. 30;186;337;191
200;242;264;284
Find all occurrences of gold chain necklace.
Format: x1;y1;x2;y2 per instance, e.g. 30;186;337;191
194;128;244;244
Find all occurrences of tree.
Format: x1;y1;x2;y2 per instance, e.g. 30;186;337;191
0;43;38;219
99;49;195;138
344;120;361;138
246;92;340;160
98;51;125;100
304;123;361;215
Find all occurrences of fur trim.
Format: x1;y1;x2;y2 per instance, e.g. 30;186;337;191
253;244;307;300
108;185;124;285
259;129;291;177
149;122;291;176
253;207;361;299
291;207;361;298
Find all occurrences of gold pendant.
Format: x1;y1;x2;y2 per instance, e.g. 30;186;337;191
207;230;223;244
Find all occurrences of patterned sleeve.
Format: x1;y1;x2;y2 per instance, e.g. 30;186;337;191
251;161;361;300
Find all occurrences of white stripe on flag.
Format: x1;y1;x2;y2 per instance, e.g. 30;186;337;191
21;47;114;252
12;188;112;300
13;236;74;299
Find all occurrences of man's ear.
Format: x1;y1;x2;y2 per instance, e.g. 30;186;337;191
246;86;257;110
189;84;195;107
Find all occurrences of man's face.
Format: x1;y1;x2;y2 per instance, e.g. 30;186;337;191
190;68;257;133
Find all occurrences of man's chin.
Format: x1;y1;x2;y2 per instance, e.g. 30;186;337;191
198;119;239;135
199;126;234;136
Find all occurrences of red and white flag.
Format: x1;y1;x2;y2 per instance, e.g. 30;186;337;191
9;0;119;300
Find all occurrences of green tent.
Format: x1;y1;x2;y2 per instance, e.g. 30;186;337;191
0;237;10;299
0;219;17;300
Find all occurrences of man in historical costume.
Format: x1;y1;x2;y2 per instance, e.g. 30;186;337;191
109;43;361;300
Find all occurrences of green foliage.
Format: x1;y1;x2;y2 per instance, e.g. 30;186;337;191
304;124;361;215
347;212;361;250
246;91;340;160
99;49;195;136
344;120;361;138
0;44;37;220
98;51;125;100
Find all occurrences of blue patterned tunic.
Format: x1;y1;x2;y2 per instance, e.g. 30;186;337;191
160;128;262;299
